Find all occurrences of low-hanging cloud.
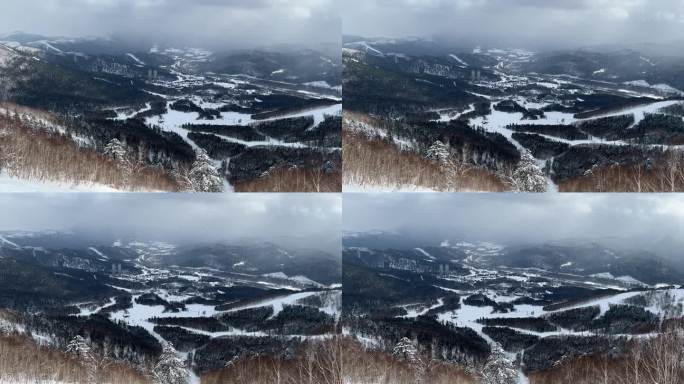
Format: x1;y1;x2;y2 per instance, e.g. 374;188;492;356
0;0;340;50
343;194;684;247
0;194;341;253
343;0;684;50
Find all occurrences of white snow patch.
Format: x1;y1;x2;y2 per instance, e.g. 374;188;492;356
88;247;108;260
448;54;469;67
126;53;145;66
0;235;21;250
401;298;444;318
415;248;435;260
222;291;319;318
616;275;646;286
591;272;615;279
304;81;339;90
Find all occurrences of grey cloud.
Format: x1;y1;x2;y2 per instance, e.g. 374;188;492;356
0;0;340;49
343;194;684;246
0;194;341;254
343;0;684;50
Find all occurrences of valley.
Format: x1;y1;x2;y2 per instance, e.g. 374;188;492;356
0;33;342;192
343;37;684;192
343;232;684;383
0;229;341;383
341;193;684;384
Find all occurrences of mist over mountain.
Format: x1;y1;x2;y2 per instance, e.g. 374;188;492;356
344;194;684;259
0;193;342;382
343;193;684;382
343;0;684;53
0;194;341;255
0;0;340;51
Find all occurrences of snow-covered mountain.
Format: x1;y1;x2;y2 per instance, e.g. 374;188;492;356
343;234;684;381
0;230;341;381
0;31;342;192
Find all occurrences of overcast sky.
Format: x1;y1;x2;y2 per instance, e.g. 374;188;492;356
343;0;684;50
0;194;341;253
344;194;684;246
0;0;340;49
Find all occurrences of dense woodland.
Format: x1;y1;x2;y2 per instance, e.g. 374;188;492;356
508;124;588;140
481;326;540;353
512;132;570;159
343;50;483;117
150;305;335;337
187;132;247;158
227;146;340;183
183;124;266;141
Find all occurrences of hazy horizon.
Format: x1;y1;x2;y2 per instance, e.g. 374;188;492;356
344;194;684;248
343;0;684;52
0;0;340;51
0;194;342;255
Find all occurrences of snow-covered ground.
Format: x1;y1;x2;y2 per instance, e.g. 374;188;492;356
76;297;117;317
0;172;121;192
103;287;338;339
262;272;326;288
430;283;683;383
146;101;341;153
465;98;683;190
434;287;684;341
581;99;680;125
469;91;680;148
109;296;219;344
221;290;320;318
432;103;476;122
144;100;321;191
113;102;152;120
400;298;444;318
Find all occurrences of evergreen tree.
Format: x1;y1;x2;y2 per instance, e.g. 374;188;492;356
188;148;224;192
393;337;419;362
480;345;519;384
510;151;547;192
104;138;129;164
153;342;189;384
425;140;451;167
104;138;133;182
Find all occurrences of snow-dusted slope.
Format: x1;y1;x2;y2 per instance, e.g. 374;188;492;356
449;54;469;67
126;53;145;66
0;44;18;66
